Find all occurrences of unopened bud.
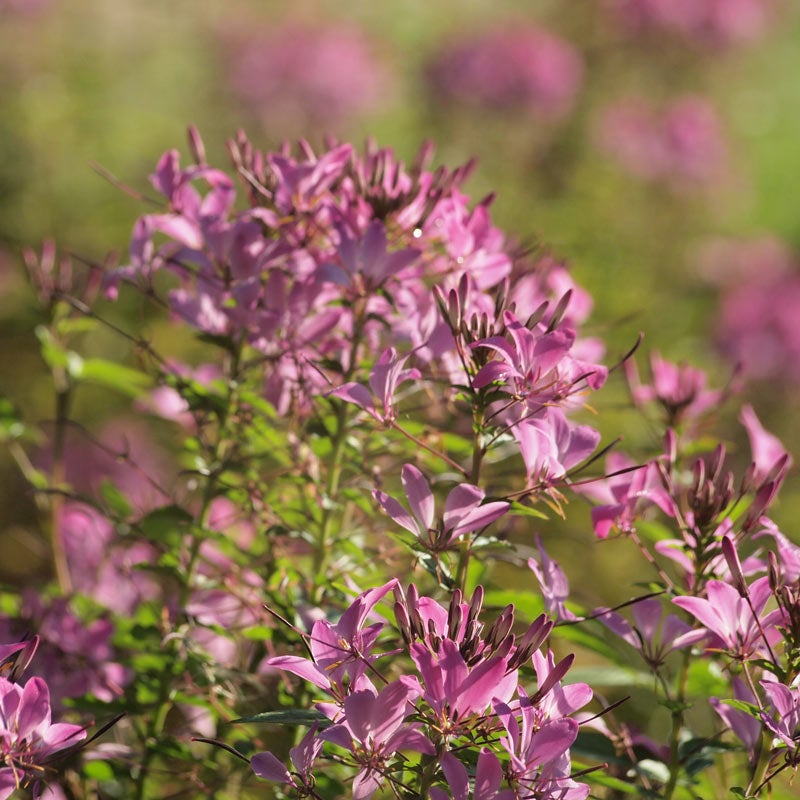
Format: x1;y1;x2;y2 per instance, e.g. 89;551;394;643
187;124;206;166
721;534;748;598
486;605;514;648
768;551;781;593
467;586;484;626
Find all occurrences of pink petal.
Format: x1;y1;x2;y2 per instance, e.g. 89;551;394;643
402;464;435;532
251;751;292;783
374;490;419;536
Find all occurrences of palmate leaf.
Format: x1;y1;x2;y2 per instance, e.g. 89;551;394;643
233;708;331;727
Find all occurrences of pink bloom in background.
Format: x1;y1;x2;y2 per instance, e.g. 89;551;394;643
625;352;725;426
0;0;52;16
612;0;774;48
695;235;793;287
220;21;389;132
0;595;128;709
714;252;800;384
426;26;583;119
597;96;727;189
60;502;160;615
38;418;172;514
136;361;222;429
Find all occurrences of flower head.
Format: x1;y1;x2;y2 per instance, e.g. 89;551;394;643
374;464;509;551
0;676;86;800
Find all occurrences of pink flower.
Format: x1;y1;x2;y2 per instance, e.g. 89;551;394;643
331;347;421;425
251;724;323;793
626;352;724;426
672;577;782;660
322;220;420;295
494;687;587;799
427;26;583;120
596;597;706;668
579;452;674;539
513;409;600;488
374;464;509;551
740;404;792;482
472;310;606;407
267;581;397;703
0;676;86;799
597;96;727;189
0;637;38;683
528;535;577;622
321;681;434;800
410;639;518;725
710;678;761;759
430;749;515;800
760;677;800;750
221;21;390;132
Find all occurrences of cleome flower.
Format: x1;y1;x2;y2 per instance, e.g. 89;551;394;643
374;463;509;552
0;676;86;799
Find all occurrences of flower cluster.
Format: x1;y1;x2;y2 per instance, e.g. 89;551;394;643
9;120;800;800
257;582;592;799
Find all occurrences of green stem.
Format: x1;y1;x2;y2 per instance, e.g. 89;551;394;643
50;378;72;594
454;410;485;593
662;651;691;800
745;730;773;797
312;402;349;598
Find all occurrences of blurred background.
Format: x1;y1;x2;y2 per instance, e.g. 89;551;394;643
2;0;800;581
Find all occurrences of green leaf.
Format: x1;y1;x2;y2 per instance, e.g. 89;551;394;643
233;708;330;727
634;759;671;784
482;589;544;622
77;358;151;397
416;551;454;590
509;500;549;520
55;317;99;337
83;760;115;781
571;762;642;795
686;658;727;698
99;480;132;518
568;665;654;688
135;504;194;546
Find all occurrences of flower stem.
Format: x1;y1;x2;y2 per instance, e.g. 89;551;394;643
50;377;72;594
455;409;485;593
662;651;691;800
312;401;349;599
